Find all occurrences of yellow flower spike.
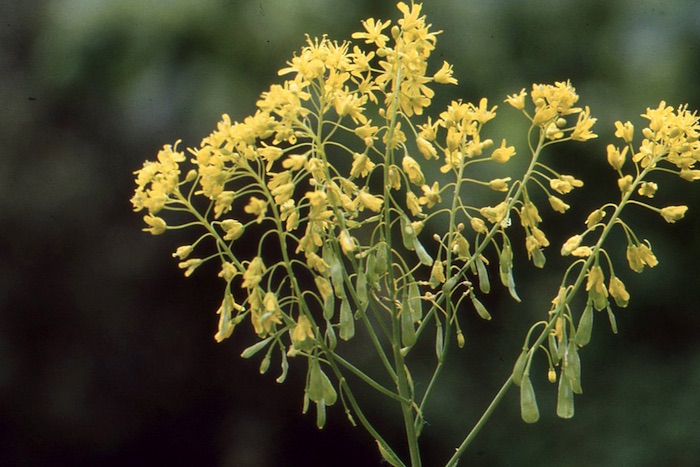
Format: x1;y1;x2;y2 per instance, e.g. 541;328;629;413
614;120;635;143
505;88;527;110
609;276;630;308
491;139;516;163
659;205;688;223
606;144;628;171
637;182;658;198
488;177;512;192
617;175;633;193
548;195;570;213
143;214;167;235
402;155;425;185
560;235;582;256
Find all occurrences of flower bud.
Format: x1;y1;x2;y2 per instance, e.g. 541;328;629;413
608;276;630;308
488;177;511;192
606;144;627;170
585;209;606;229
548;196;570;213
470;217;488;234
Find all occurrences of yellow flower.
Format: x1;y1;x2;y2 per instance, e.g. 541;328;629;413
548;196;570;213
505;88;527;110
571;106;597;141
560;235;582;256
470;217;488;234
406;191;422;216
418;182;441;208
214;191;236;218
550;175;583;194
606;144;627;171
416;136;438;159
519;201;541;228
586;265;609;310
614;121;634;143
489;177;511;192
178;258;203;277
626;241;658;272
402;155;425;185
351;17;391;47
291;315;315;347
221;219;244;241
218;261;237;282
609;276;630;308
242;257;265;289
339;230;357;254
315;276;333;300
350;152;376;178
637;182;658;198
172;245;194;260
143;214;167;235
480;202;509;224
491;139;516;163
571;246;592;257
617;175;633;193
433;61;458;85
245;197;268;223
355;189;383;212
659;205;688;223
585;209;606;229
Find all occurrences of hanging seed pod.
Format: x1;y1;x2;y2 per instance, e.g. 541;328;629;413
355;269;368;316
316;400;327;429
520;374;540;423
475;256;491;294
471;295;492;320
401;296;417;347
240;336;273;359
606;306;618;334
435;324;444;361
576;302;594;347
512;348;528;386
408;280;422;322
339;296;355;341
412;236;434;266
376;440;402;467
564;340;583;394
276;346;289;383
324;319;337;350
323;293;335;320
557;372;575;419
399;214;415;251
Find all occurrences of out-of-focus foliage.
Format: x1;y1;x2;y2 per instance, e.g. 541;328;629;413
2;0;700;465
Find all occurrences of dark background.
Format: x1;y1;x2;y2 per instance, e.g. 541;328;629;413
3;1;700;466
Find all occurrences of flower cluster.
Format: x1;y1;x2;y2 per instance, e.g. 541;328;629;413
132;2;699;465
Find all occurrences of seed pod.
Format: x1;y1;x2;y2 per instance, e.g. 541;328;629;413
401;296;417;347
407;281;422;322
564;340;582;394
576;303;594;347
520;375;540;423
512;348;528;386
339;296;355;341
556;372;575;419
355;269;368;315
240;336;273;359
471;295;492;320
476;256;491;294
324;319;337;350
435;324;444;361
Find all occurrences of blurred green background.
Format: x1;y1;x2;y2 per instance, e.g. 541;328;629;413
3;0;700;465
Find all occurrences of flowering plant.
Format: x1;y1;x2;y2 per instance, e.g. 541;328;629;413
131;2;700;465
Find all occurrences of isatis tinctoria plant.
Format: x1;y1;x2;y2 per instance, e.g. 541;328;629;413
131;2;700;465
